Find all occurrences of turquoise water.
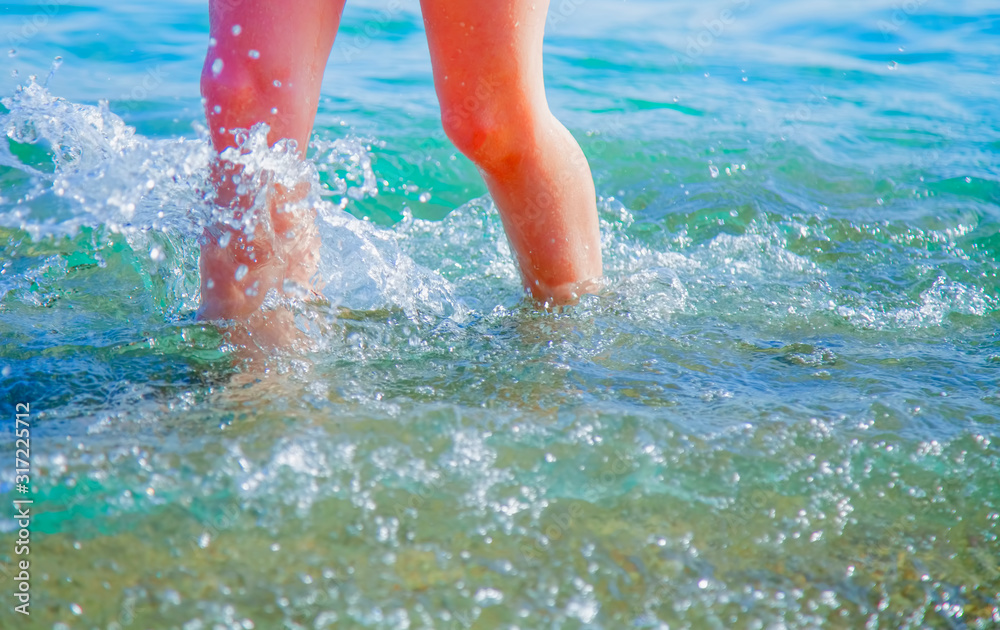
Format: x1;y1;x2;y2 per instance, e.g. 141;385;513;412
1;0;999;627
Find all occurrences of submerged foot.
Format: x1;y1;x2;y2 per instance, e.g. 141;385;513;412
197;180;320;350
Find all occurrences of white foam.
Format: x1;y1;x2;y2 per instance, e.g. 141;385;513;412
0;81;462;322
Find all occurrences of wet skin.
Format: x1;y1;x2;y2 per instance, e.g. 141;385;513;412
199;0;603;345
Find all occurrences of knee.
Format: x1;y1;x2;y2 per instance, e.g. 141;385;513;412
440;95;529;174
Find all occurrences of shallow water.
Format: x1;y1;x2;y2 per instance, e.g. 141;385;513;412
1;0;999;627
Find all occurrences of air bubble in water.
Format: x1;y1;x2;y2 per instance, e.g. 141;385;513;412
282;278;308;298
212;58;224;75
419;192;431;203
231;25;242;36
273;79;281;87
7;49;16;58
234;264;249;281
709;164;720;178
150;247;165;261
218;232;232;247
887;61;898;70
248;50;260;59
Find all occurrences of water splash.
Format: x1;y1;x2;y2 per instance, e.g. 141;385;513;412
0;81;462;324
1;79;211;238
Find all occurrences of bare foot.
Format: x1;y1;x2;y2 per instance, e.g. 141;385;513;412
197;167;321;350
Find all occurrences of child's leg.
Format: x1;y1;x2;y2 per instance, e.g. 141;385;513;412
198;0;345;322
420;0;603;303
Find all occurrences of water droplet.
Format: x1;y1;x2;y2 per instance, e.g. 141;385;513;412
709;164;720;178
1;365;11;377
209;37;217;47
248;49;260;59
8;49;16;58
70;603;83;615
150;247;165;261
887;61;898;70
270;107;278;115
965;176;972;183
273;79;281;88
206;278;215;289
473;588;504;605
162;588;181;606
231;24;242;36
212;58;224;75
282;278;303;296
218;232;231;247
234;264;249;281
742;76;748;82
212;104;222;114
418;192;431;203
698;579;709;589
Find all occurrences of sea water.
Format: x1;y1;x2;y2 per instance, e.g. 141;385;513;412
0;0;998;627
